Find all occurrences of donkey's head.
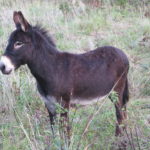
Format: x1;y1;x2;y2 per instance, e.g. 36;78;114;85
0;11;33;74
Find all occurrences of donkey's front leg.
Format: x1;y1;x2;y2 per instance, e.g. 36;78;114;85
60;96;71;142
60;108;70;138
44;96;57;136
45;105;56;135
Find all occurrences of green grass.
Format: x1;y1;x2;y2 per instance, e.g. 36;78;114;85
0;0;150;149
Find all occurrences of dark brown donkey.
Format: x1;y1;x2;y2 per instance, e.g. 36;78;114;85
0;11;129;136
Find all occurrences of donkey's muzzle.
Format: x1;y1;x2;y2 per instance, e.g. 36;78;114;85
0;56;15;75
0;62;12;75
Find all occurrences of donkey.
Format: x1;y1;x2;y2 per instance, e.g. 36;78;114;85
0;11;129;136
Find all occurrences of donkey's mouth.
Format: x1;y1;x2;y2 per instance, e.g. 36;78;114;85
1;68;12;75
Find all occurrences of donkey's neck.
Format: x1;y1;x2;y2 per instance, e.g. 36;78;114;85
28;29;59;78
27;28;61;95
28;47;57;78
27;46;60;95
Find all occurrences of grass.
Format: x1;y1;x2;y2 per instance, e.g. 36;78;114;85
0;0;150;149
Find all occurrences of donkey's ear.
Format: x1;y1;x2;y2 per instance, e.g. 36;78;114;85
13;11;31;32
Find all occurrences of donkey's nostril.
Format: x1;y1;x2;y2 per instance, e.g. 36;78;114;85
0;63;5;71
2;65;5;71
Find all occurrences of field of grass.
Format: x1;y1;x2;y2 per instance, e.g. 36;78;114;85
0;0;150;149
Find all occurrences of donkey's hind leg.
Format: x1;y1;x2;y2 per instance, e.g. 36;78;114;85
111;77;129;136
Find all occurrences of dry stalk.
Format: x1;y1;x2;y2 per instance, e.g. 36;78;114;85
135;125;141;150
129;127;136;150
124;128;134;150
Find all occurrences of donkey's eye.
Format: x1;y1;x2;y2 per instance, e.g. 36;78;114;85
15;41;23;45
14;41;24;49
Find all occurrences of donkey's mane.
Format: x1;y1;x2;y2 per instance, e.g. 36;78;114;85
32;25;56;48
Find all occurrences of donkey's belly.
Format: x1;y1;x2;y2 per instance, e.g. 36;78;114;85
70;95;107;106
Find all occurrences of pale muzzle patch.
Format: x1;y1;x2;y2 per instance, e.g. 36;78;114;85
0;56;15;74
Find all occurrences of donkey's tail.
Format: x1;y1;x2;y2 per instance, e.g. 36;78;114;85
123;78;129;106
